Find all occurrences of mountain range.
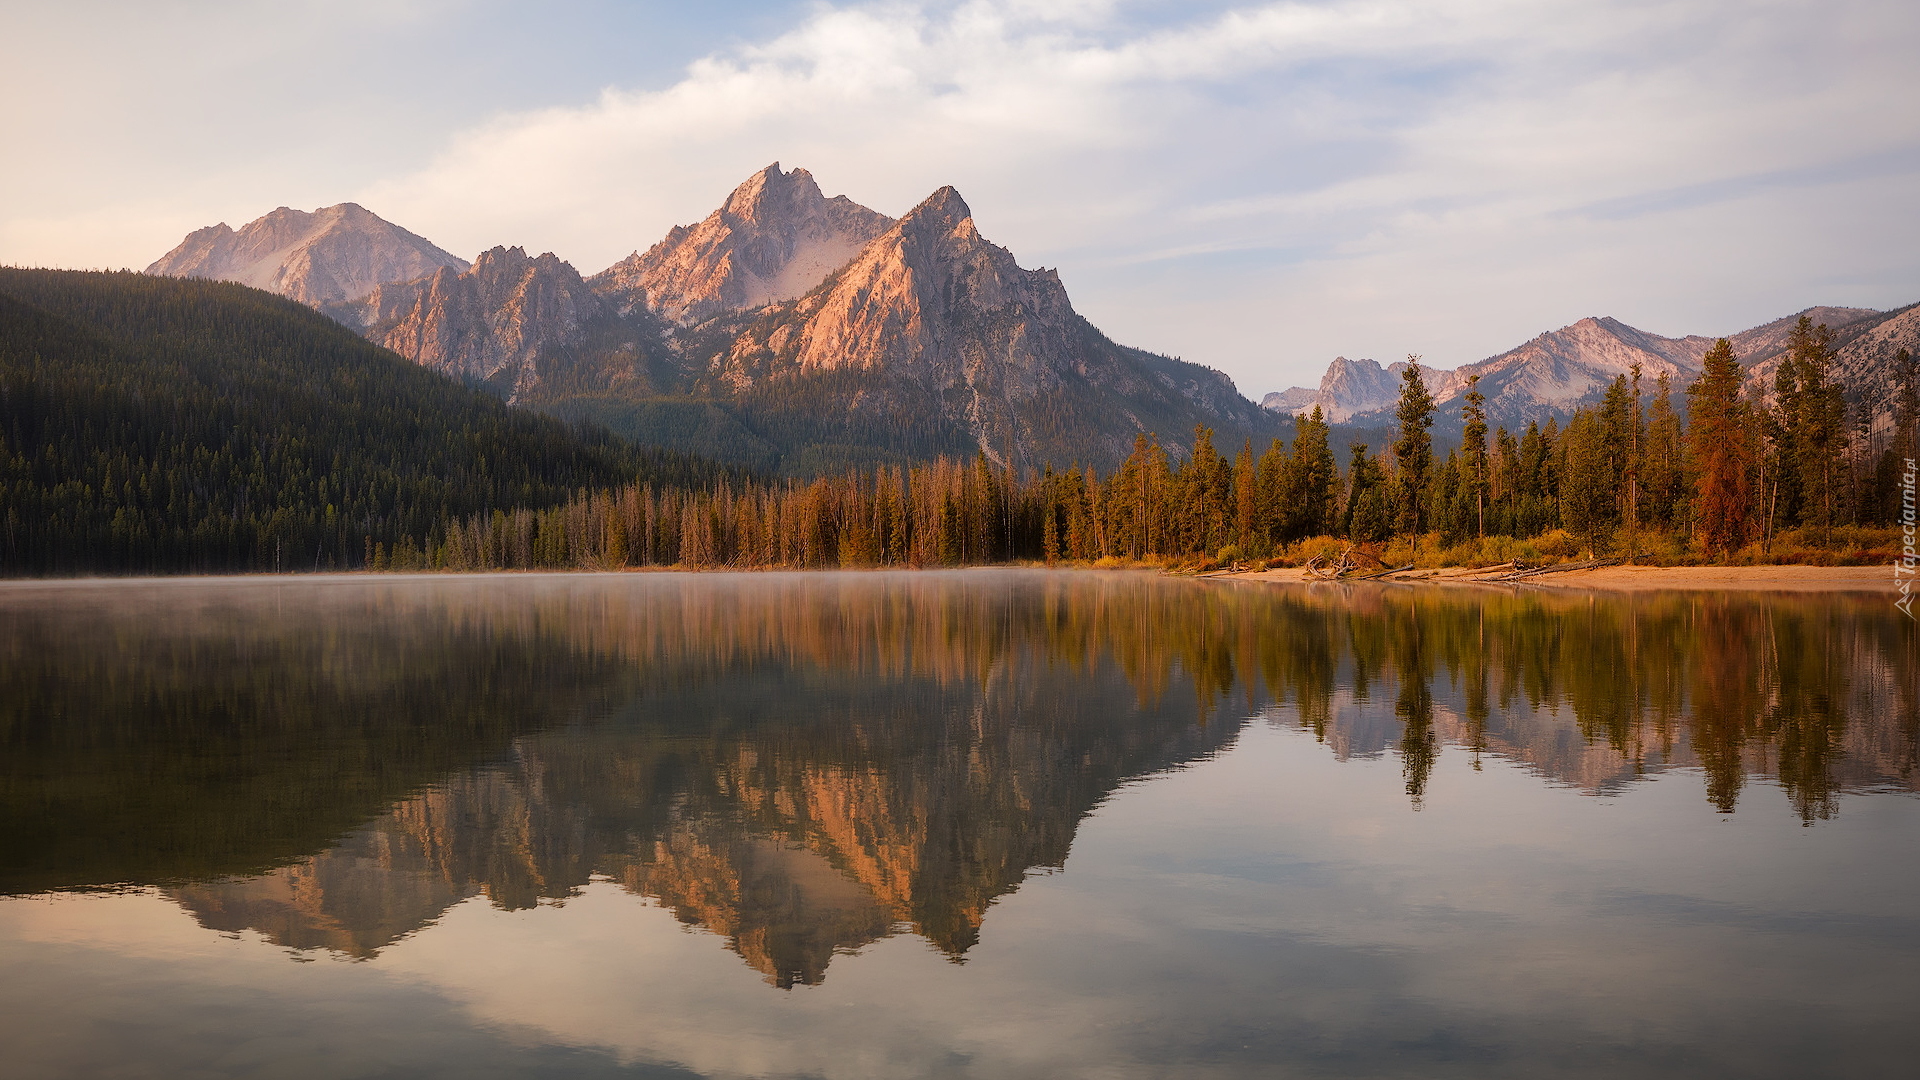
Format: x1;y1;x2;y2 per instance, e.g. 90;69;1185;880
150;165;1274;474
1265;304;1919;434
147;168;1919;465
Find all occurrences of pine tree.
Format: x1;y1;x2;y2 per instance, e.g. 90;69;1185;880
1342;443;1393;542
1785;317;1845;532
1641;372;1685;530
1626;365;1644;533
1279;406;1338;543
1491;426;1522;536
1560;407;1615;555
1254;437;1288;550
1433;449;1466;544
1687;339;1754;557
1391;356;1437;539
1232;440;1256;552
1460;375;1489;539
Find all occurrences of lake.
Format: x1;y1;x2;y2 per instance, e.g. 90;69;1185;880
2;570;1915;1079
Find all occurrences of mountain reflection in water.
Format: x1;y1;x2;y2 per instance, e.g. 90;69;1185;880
1;571;1914;989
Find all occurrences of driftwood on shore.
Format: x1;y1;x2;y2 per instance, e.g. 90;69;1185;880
1304;546;1388;580
1485;556;1628;582
1452;561;1528;576
1298;550;1658;585
1348;563;1418;581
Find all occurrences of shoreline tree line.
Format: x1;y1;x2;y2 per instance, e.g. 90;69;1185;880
385;319;1916;572
4;266;1913;575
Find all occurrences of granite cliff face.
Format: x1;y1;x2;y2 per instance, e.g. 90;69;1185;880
349;246;617;400
590;163;893;323
145;203;467;308
710;185;1272;468
148;168;1274;471
1263;356;1408;423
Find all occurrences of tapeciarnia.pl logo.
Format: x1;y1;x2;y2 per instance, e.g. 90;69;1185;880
1898;457;1916;620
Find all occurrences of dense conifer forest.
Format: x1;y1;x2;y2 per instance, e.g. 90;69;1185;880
410;332;1916;573
0;269;734;574
2;270;1911;576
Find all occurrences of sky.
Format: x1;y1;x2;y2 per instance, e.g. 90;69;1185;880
3;0;1917;395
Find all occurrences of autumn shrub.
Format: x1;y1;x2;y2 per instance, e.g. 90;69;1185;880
1435;535;1528;567
1628;530;1690;566
1273;535;1349;567
1533;529;1581;559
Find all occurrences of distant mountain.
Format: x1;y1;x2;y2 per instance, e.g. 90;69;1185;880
1725;305;1881;368
0;268;719;575
1266;304;1913;433
1262;356;1411;423
589;163;893;323
1746;304;1920;435
145;203;467;308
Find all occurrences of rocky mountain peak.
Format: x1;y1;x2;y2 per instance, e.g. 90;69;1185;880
712;182;1270;468
722;162;820;220
352;245;605;401
145;202;467;307
897;185;974;237
1265;356;1408;423
589;163;894;323
733;184;1067;379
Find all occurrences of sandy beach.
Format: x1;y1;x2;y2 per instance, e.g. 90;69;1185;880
1221;563;1903;593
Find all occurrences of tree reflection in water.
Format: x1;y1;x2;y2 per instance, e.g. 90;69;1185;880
0;572;1912;983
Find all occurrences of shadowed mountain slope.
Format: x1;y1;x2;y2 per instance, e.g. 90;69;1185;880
0;268;723;575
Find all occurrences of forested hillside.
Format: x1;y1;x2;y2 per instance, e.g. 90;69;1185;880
0;269;728;575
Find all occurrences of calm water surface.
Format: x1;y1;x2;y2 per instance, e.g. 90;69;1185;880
1;570;1916;1079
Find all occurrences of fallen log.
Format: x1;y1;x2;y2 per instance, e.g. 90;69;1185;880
1343;563;1417;582
1453;561;1523;576
1488;556;1624;582
1305;545;1387;580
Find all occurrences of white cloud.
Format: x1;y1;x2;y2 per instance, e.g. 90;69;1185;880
8;0;1917;394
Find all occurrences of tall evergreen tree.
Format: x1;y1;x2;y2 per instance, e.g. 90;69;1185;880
1491;426;1522;536
1626;364;1644;532
1391;356;1437;538
1785;316;1846;531
1460;375;1489;539
1254;437;1288;550
1233;440;1257;551
1560;407;1615;555
1641;372;1685;530
1342;443;1393;542
1284;405;1339;541
1687;339;1755;557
